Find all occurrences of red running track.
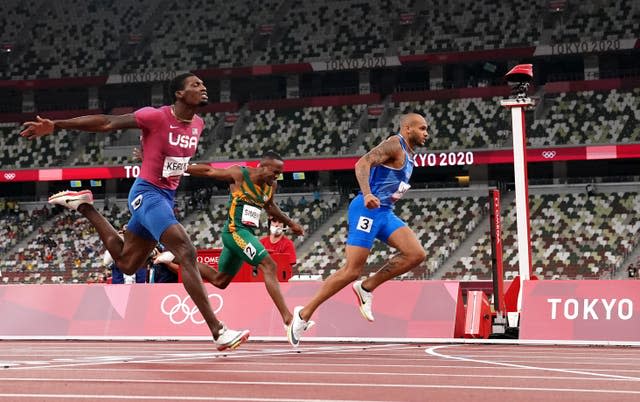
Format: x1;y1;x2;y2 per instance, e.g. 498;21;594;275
0;341;639;401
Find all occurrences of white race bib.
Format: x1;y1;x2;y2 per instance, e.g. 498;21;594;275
356;216;373;233
241;204;261;227
391;181;411;202
162;156;191;178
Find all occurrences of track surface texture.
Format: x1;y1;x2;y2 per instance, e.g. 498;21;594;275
0;341;639;401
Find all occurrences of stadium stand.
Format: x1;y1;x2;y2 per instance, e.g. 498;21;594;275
119;0;281;72
530;88;640;146
446;189;640;280
257;0;411;64
358;97;512;154
4;0;158;79
0;193;340;283
0;124;78;168
1;0;638;77
221;105;364;159
297;193;487;279
4;86;638;166
547;0;640;43
0;203;129;284
399;0;542;54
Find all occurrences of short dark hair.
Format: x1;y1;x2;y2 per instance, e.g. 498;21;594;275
169;73;195;102
262;150;283;161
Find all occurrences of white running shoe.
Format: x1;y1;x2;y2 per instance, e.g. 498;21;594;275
215;324;250;351
154;251;176;264
283;319;315;332
287;306;314;347
353;280;374;322
48;190;93;211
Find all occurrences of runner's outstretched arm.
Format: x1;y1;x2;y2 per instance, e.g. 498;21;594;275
186;164;240;183
264;199;304;236
20;114;138;139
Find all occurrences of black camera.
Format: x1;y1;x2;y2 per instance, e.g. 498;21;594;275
504;64;533;98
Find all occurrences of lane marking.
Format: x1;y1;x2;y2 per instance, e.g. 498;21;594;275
0;395;378;401
426;345;640;381
3;343;409;371
0;371;638;383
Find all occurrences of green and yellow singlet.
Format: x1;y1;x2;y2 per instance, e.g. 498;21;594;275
224;166;273;234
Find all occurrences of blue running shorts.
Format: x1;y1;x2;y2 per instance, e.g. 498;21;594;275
126;178;179;241
346;194;407;249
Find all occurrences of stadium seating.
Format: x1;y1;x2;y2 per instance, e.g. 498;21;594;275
2;0;638;78
446;191;640;280
0;203;129;284
4;86;638;169
119;0;281;72
530;88;640;146
297;195;487;278
399;0;542;54
0;202;50;258
221;105;364;159
4;0;158;79
358;98;512;154
257;0;410;64
0;124;78;168
547;0;640;43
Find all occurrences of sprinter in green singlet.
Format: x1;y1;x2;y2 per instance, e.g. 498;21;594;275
159;150;305;327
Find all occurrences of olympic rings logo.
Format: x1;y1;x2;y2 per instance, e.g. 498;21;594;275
541;151;557;159
160;293;224;325
3;173;16;180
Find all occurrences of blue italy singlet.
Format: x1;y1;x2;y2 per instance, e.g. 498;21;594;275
346;135;414;249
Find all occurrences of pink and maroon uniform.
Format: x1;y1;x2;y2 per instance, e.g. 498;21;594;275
134;106;204;190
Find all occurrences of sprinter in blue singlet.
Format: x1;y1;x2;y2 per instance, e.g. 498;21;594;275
287;113;430;347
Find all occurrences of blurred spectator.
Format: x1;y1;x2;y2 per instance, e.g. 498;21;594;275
260;216;297;275
628;264;637;279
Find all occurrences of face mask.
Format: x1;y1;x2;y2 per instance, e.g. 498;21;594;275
270;225;283;236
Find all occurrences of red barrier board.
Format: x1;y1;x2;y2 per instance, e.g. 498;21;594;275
0;281;463;339
193;249;291;283
519;280;640;341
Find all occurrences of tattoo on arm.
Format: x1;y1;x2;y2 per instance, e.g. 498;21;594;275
355;139;401;195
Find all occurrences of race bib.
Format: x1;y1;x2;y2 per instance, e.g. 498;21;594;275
162;156;191;178
241;204;261;227
356;216;374;233
391;181;411;202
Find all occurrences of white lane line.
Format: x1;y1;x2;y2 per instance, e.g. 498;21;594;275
426;345;640;381
4;343;409;371
1;382;640;397
0;370;638;383
22;365;640;375
0;395;376;401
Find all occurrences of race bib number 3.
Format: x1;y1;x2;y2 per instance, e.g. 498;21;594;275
356;216;373;233
241;204;261;227
162;156;191;178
